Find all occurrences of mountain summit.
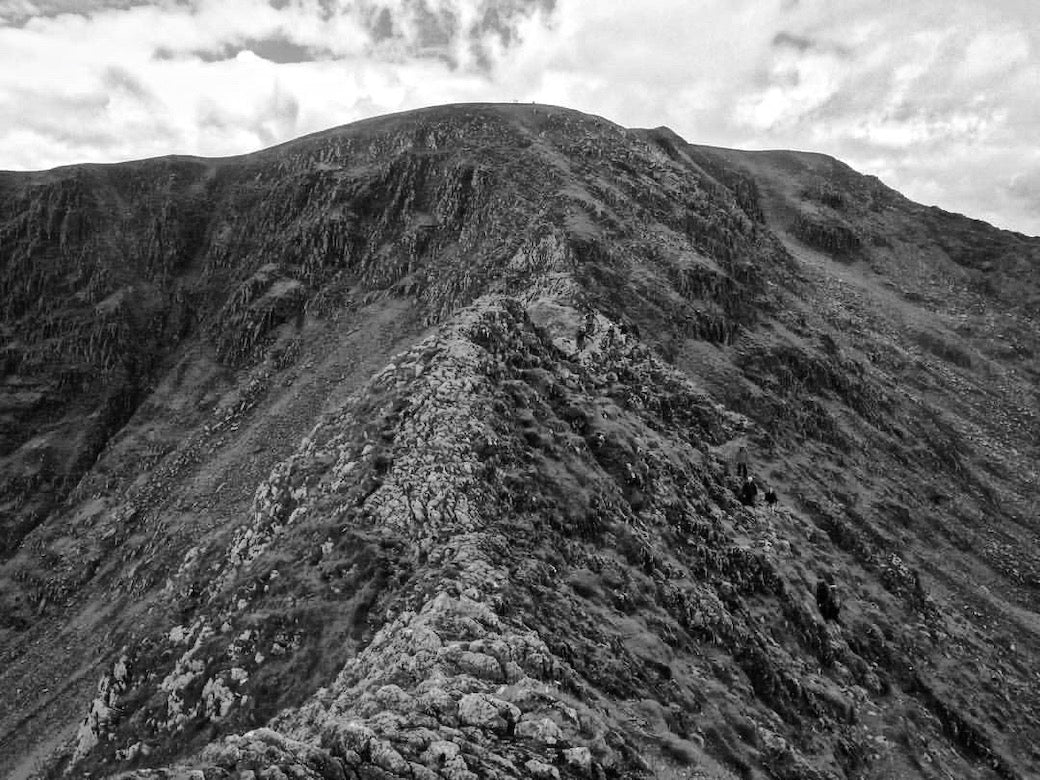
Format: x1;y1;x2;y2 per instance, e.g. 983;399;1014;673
1;103;1038;780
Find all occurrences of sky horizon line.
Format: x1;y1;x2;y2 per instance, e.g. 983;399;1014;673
4;98;1033;238
3;1;1037;236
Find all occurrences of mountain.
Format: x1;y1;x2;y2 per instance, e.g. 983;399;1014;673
1;103;1038;780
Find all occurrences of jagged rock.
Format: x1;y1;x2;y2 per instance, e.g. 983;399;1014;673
457;693;521;734
514;717;562;745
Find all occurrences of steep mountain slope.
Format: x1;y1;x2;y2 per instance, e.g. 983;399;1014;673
0;104;1037;780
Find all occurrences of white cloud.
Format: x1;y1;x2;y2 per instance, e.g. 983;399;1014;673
733;47;847;131
0;0;1038;234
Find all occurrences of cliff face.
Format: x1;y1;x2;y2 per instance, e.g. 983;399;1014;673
0;104;1037;780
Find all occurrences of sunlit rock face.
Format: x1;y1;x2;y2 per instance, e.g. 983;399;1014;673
1;104;1038;780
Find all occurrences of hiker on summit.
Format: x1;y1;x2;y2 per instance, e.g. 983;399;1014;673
735;445;749;478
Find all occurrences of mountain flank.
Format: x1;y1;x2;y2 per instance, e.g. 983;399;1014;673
0;103;1038;780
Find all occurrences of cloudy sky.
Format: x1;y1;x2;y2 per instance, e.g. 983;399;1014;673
1;0;1038;235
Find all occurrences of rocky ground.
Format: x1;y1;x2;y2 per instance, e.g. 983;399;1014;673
0;104;1037;779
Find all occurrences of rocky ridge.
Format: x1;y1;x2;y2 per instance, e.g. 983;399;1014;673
0;104;1038;780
